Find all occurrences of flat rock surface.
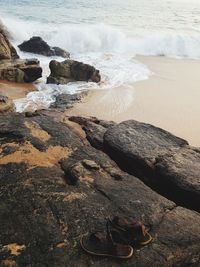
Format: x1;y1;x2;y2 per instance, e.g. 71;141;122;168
103;120;200;211
0;113;200;267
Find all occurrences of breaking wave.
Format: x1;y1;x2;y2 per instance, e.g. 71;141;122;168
1;13;200;111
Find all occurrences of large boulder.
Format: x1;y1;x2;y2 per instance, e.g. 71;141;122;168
0;21;19;60
103;120;200;211
0;58;42;83
47;59;101;84
0;112;200;267
18;36;70;58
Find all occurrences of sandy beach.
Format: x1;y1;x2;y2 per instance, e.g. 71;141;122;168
69;56;200;147
0;80;37;100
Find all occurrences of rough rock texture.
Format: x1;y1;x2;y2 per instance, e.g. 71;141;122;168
0;112;200;267
47;59;101;84
18;36;70;58
70;116;116;150
103;120;200;211
50;93;86;111
0;58;42;83
0;95;14;113
0;21;19;60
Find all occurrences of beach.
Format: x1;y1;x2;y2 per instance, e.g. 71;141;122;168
69;56;200;147
1;1;200;266
0;80;36;99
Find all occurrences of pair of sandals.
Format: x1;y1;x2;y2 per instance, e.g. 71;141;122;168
81;216;153;259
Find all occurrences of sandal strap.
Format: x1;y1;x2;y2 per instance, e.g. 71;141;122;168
110;216;150;241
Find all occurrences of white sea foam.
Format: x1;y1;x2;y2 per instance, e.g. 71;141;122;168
1;12;200;111
2;13;199;59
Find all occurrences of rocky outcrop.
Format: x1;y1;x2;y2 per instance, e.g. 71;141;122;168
0;23;42;83
0;22;19;60
0;59;42;83
69;116;116;150
102;120;200;211
50;93;86;111
0;112;200;267
0;95;14;113
18;36;70;58
47;59;101;84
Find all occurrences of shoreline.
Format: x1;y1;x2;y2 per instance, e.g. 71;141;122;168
0;80;37;100
68;56;200;147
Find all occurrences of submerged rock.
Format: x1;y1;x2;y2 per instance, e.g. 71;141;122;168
47;59;101;84
0;58;42;83
51;93;86;111
18;36;70;58
0;112;200;266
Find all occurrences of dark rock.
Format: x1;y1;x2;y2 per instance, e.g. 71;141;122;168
52;46;70;58
0;112;83;150
155;148;200;211
69;116;116;150
1;113;200;266
0;58;42;83
50;93;84;111
47;59;101;84
71;61;101;83
25;111;41;117
82;122;107;150
18;36;70;58
1;145;17;156
82;159;100;170
103;120;200;211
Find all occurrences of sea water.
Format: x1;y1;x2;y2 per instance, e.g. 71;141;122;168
0;0;200;111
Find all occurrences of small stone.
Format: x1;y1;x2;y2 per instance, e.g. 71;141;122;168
82;160;100;170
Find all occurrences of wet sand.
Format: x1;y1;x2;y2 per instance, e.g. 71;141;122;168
0;80;37;100
69;56;200;146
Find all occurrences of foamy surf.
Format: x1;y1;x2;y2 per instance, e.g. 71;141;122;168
14;54;150;112
1;7;200;112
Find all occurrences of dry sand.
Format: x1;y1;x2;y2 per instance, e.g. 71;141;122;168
69;56;200;147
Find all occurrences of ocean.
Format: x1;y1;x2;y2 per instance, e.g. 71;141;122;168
0;0;200;111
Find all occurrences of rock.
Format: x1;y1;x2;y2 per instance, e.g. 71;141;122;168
69;116;116;150
0;112;200;266
0;33;12;60
71;61;101;83
0;95;14;113
0;20;19;60
81;159;100;170
0;58;42;82
155;147;200;211
103;120;200;211
0;32;19;60
18;36;70;58
50;93;85;111
47;59;101;84
0;20;11;39
52;46;70;58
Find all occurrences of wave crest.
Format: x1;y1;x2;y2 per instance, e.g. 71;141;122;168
1;14;200;58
